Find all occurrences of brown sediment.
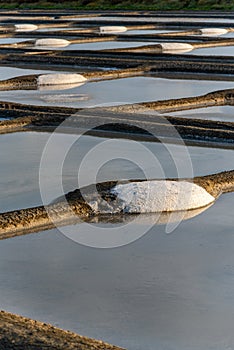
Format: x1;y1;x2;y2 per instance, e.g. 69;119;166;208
1;87;234;144
0;310;124;350
0;74;38;90
1;48;234;74
104;39;234;54
104;44;163;53
63;171;234;201
12;35;118;43
0;115;68;133
6;30;224;44
0;196;93;239
112;88;234;113
0;86;233;116
192;39;234;49
84;66;148;80
154;30;201;36
194;170;234;198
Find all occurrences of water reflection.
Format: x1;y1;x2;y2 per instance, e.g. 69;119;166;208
1;77;234;108
0;193;233;350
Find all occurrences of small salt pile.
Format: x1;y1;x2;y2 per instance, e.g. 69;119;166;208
14;24;38;32
199;28;228;36
100;26;128;33
37;73;87;86
159;42;194;53
110;180;215;213
35;38;71;47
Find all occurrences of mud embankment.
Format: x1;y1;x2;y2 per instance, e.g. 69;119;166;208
1;87;234;144
0;310;124;350
1;48;234;72
0;67;148;91
0;171;234;239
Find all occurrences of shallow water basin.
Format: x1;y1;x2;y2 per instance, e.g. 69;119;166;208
0;132;233;350
0;76;233;108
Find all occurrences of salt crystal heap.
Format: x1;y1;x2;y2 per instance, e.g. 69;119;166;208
110;180;215;213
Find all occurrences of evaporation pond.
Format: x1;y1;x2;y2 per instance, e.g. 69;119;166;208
1;76;234;108
35;40;160;50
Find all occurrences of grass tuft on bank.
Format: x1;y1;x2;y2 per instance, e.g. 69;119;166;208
0;0;234;10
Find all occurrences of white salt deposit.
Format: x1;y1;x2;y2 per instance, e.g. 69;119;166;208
199;28;228;36
110;180;215;213
35;38;71;47
100;26;128;33
14;24;38;32
37;73;87;86
159;43;194;52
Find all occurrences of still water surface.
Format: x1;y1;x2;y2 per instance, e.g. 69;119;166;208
0;154;234;350
166;105;234;122
0;131;233;211
0;76;233;108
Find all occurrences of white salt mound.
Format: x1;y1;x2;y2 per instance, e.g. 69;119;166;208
111;180;215;213
37;73;87;86
14;24;38;32
159;43;194;52
35;38;70;47
200;28;228;36
100;26;128;33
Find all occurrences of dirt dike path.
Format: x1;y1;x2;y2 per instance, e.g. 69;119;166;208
0;170;234;240
1;88;234;144
0;310;124;350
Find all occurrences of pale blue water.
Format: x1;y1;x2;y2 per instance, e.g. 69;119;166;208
35;40;160;51
0;66;68;80
0;76;234;108
165;105;234;122
190;45;234;56
0;37;33;44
